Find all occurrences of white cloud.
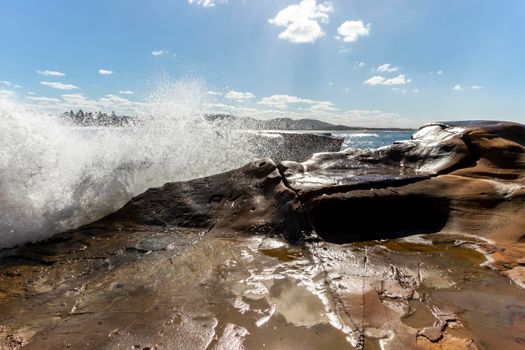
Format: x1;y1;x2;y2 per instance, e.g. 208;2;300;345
98;69;114;75
119;90;134;95
225;90;255;100
151;50;165;56
392;87;419;94
307;102;339;112
61;93;135;110
26;96;61;103
0;89;15;98
344;109;400;120
41;81;79;90
201;89;417;127
354;61;365;69
338;109;411;127
99;94;131;106
0;81;21;89
453;84;482;91
187;0;226;7
62;93;89;102
268;0;333;44
61;94;97;109
258;94;334;110
336;20;371;43
207;90;222;96
437;70;443;75
364;74;411;86
376;63;398;72
37;70;65;77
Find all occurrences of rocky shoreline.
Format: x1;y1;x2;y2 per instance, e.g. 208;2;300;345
1;121;524;349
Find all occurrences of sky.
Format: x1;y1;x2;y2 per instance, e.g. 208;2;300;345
0;0;524;127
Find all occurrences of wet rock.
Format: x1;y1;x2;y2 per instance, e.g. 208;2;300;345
416;333;479;350
284;121;525;245
1;120;524;349
86;120;525;247
78;120;525;286
91;158;306;241
418;325;444;342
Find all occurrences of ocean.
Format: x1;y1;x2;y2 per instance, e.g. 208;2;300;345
334;130;414;150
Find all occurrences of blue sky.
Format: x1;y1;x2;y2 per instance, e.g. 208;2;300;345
0;0;524;127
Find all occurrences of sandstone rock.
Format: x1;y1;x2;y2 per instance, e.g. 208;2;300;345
1;120;524;349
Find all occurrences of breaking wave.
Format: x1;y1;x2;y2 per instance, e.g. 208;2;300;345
0;80;257;248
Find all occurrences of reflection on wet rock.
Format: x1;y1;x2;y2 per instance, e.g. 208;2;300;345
1;121;525;349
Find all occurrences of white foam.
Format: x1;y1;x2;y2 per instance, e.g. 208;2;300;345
0;80;257;248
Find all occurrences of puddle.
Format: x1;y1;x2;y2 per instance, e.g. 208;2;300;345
402;300;437;329
1;231;524;349
266;278;326;328
260;247;303;262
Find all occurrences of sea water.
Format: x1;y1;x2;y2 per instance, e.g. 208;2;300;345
336;130;414;150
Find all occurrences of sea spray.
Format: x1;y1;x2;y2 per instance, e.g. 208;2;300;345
0;80;257;248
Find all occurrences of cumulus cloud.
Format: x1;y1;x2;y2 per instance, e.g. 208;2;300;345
336;20;370;43
0;89;15;98
188;0;226;7
99;94;131;106
337;109;412;127
40;81;79;90
151;50;165;56
376;63;398;72
62;93;90;103
64;93;139;112
364;74;411;86
37;70;65;76
471;85;483;90
225;90;255;100
26;96;61;103
98;69;114;75
269;0;333;44
344;109;400;120
307;102;339;112
0;81;12;86
119;90;134;95
453;84;463;91
59;94;98;110
207;90;222;96
354;61;366;69
258;94;334;110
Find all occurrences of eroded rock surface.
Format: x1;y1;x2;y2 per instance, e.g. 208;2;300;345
1;120;524;349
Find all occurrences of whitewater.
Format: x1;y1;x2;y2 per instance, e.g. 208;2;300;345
0;81;259;248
